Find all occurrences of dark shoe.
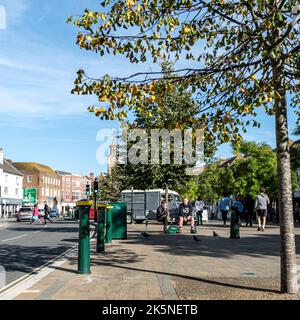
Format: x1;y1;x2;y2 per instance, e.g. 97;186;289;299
191;227;196;234
257;227;261;231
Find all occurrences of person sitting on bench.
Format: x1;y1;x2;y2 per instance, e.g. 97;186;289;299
156;200;170;233
178;197;196;234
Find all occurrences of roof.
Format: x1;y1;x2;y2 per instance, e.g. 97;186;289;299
121;189;179;194
3;159;23;176
56;170;71;176
13;162;56;174
218;156;237;168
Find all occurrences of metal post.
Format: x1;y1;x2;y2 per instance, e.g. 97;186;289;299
96;205;106;253
105;205;113;244
165;185;169;205
131;186;134;224
77;200;92;274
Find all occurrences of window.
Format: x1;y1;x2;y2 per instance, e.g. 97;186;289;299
27;175;32;183
66;192;70;200
15;188;18;196
16;177;19;184
5;175;8;183
72;192;80;201
42;188;44;196
4;187;8;195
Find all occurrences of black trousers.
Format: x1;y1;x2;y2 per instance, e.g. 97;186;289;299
44;215;53;224
221;210;229;225
196;210;203;225
245;211;253;226
158;216;169;228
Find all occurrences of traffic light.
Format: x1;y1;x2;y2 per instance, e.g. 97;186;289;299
85;183;90;196
94;179;99;194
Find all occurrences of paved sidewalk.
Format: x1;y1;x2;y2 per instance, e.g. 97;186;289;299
8;221;300;300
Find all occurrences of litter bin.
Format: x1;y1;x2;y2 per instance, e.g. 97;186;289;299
109;202;127;240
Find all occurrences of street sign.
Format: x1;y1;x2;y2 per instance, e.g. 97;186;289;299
23;188;37;205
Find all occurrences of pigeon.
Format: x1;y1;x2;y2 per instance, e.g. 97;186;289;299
213;231;219;237
141;232;150;238
193;235;202;241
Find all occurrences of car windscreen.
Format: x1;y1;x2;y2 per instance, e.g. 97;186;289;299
19;208;31;212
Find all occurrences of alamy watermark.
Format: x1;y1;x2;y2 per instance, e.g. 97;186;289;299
0;5;6;30
96;128;205;175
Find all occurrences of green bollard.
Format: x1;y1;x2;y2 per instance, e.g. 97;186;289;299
77;200;92;274
105;206;113;244
96;205;106;253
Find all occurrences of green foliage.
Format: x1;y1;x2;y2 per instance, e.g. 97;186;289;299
114;63;201;191
179;141;280;203
69;0;300;150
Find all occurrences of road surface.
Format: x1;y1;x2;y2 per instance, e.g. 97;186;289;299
0;220;79;286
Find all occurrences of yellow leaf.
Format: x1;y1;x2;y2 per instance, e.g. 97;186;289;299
250;75;256;81
150;95;156;103
183;26;191;34
126;0;135;7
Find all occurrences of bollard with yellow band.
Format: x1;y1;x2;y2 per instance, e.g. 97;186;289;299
96;204;107;253
105;205;113;244
77;200;92;274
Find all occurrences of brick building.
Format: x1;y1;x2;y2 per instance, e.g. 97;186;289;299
13;162;62;208
56;171;94;213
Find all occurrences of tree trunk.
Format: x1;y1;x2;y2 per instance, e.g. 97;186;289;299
273;64;299;294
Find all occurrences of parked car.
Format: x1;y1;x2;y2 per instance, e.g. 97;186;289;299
49;209;60;218
16;207;33;222
38;209;45;218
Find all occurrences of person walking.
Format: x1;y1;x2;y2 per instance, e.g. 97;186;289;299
255;189;270;231
219;196;231;226
194;196;205;226
30;204;41;224
244;194;255;227
178;197;196;234
44;201;53;225
156;200;170;233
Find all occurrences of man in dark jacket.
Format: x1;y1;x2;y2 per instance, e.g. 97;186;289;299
178;197;196;234
44;201;53;225
156;200;170;233
244;195;255;227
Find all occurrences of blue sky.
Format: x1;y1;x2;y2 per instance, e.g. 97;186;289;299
0;0;299;176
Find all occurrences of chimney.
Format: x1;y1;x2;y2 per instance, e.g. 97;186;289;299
0;148;3;165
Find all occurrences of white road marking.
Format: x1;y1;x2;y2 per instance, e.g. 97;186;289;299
1;226;46;242
34;227;46;234
1;234;28;242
